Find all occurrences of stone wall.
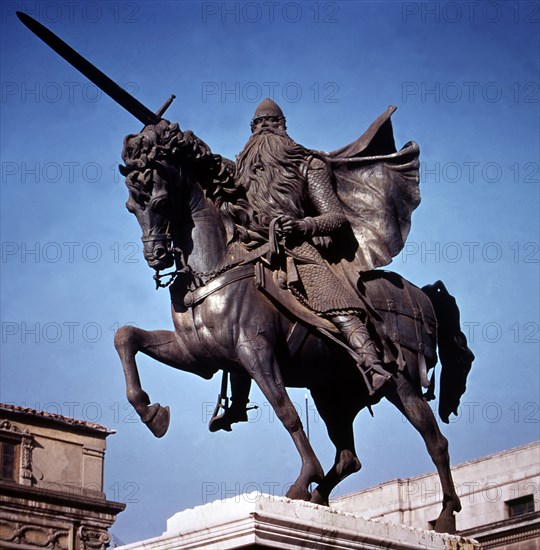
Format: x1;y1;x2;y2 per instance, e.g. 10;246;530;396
332;441;540;548
0;403;125;549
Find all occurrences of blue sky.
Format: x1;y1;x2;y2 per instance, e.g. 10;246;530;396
1;0;539;543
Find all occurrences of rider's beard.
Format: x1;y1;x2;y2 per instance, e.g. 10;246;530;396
236;127;309;237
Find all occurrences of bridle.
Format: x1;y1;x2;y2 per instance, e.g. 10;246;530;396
141;220;184;289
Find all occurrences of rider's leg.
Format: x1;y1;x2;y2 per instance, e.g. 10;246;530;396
331;314;391;395
228;370;251;420
209;370;252;432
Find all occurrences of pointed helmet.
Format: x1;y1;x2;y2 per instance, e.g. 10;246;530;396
251;98;286;126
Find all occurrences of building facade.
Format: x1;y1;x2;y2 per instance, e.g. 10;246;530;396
332;441;540;549
0;403;125;549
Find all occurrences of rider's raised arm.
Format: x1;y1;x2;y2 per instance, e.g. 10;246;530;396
304;157;347;236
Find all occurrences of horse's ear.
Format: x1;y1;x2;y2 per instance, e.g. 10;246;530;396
143;168;154;183
119;164;129;177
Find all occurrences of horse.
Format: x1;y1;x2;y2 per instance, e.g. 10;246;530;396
114;120;473;533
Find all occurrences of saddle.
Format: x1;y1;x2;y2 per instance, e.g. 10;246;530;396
182;246;373;366
185;218;336;334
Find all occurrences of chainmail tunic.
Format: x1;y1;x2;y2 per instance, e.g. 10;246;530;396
286;240;364;316
240;156;366;318
279;157;365;316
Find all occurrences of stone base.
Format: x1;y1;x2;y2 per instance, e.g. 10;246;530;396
118;493;480;550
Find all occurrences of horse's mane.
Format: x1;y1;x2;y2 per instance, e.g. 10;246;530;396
120;120;245;241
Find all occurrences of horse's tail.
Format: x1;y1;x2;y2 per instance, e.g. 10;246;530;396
422;280;475;424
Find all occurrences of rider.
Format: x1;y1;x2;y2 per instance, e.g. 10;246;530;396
210;99;390;432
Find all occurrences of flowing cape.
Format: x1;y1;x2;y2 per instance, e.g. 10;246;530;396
319;106;420;284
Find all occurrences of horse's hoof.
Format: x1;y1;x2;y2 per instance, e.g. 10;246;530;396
434;512;456;534
286;483;311;501
335;450;361;478
310;488;329;506
144;404;170;438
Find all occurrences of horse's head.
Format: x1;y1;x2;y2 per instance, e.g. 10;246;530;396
120;119;238;280
120;120;183;271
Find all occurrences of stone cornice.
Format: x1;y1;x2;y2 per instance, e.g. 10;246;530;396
0;403;114;436
0;481;126;517
117;494;479;550
459;511;540;548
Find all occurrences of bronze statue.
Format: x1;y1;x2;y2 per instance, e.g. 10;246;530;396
116;106;474;533
236;100;391;394
18;12;475;534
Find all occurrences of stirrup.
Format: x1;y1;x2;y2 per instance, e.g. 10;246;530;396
208;394;258;433
209;393;230;432
356;361;391;396
363;359;392;379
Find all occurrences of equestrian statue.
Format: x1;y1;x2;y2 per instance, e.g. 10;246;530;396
116;99;474;533
17;11;475;534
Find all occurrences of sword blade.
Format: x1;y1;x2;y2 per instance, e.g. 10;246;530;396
16;11;160;126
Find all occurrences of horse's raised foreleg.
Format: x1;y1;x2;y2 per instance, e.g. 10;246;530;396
309;386;362;505
114;326;199;438
388;376;461;534
236;337;323;501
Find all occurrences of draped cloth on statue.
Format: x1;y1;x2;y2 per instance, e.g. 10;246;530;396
316;106;421;295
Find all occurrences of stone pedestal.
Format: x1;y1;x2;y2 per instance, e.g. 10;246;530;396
118;494;480;550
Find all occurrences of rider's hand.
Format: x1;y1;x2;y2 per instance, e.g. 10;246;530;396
278;216;313;237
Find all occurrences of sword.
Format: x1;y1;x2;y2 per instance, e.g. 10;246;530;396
16;11;174;125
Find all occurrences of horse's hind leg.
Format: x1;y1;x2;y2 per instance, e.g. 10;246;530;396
310;386;362;506
236;339;323;501
114;326;196;438
388;376;461;533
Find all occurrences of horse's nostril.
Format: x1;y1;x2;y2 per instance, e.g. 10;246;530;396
155;246;167;259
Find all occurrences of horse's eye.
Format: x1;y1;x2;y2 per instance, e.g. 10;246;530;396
151;197;168;213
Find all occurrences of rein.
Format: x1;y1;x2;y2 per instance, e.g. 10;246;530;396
153;267;186;289
152;218;312;291
144;220;186;289
153;241;272;290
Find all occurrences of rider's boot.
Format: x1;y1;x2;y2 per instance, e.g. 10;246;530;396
209;372;251;432
332;314;391;395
